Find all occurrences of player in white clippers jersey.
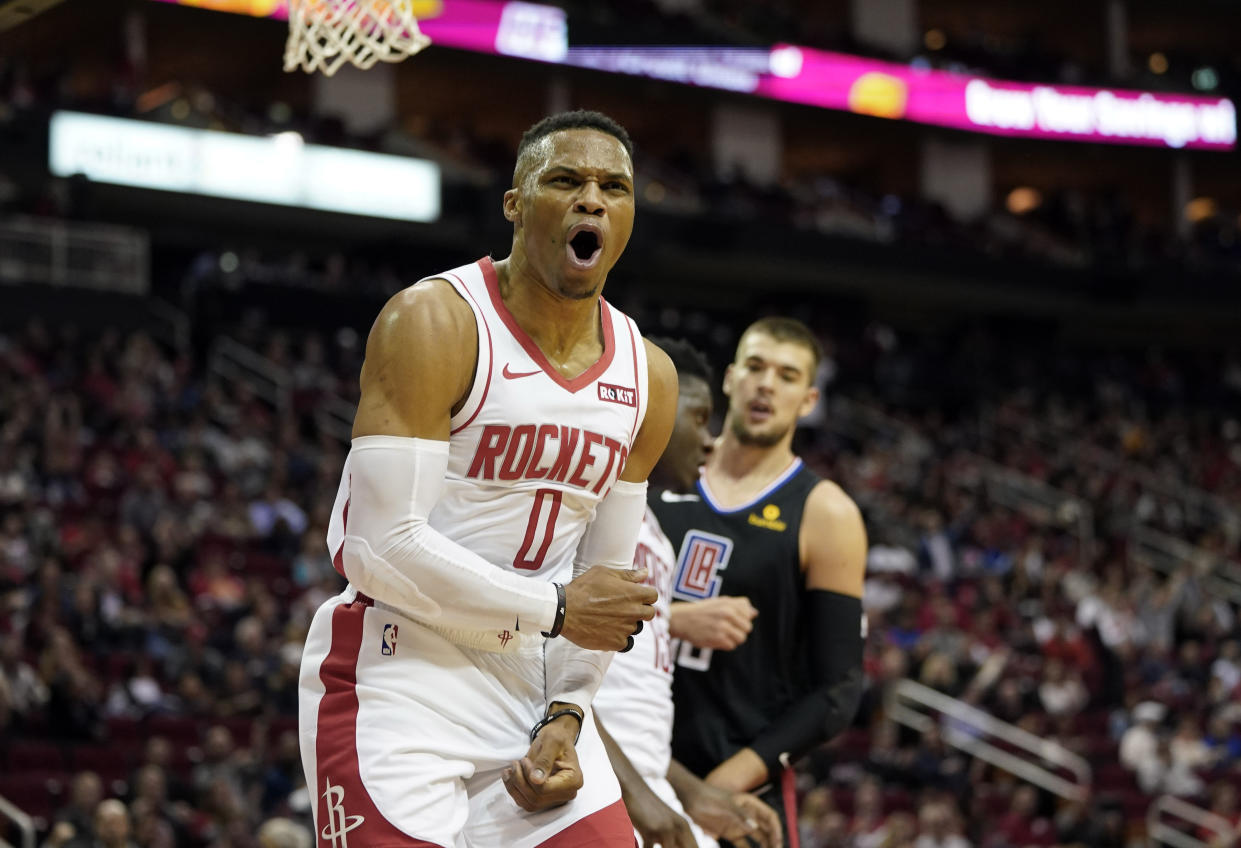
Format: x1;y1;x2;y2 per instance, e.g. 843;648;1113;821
297;110;678;848
594;338;783;848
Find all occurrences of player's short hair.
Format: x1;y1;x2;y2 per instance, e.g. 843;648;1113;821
738;317;824;373
513;110;633;186
647;336;713;387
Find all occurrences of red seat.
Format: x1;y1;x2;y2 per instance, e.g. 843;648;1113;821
71;744;132;782
7;740;66;772
106;716;142;741
0;771;68;820
147;715;203;744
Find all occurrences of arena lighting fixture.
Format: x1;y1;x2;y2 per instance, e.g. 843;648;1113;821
1005;187;1042;215
1149;52;1169;74
48;111;441;222
1184;197;1218;224
1192;67;1220;92
924;29;947;51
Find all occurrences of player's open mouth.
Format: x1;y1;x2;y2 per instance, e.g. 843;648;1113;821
748;400;773;421
566;223;604;270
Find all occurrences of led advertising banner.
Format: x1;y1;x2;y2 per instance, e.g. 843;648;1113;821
148;0;567;61
148;1;1234;150
561;44;1235;151
49;111;441;222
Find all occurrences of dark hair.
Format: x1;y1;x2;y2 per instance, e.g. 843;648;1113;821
517;110;634;162
648;336;713;387
738;317;824;372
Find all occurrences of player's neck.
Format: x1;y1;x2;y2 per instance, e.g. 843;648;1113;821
493;256;603;366
705;426;797;501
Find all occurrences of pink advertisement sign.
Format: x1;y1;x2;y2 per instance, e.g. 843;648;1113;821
564;44;1237;151
150;3;1235;150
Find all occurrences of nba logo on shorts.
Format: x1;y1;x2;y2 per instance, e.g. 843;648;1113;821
381;623;398;656
673;530;733;600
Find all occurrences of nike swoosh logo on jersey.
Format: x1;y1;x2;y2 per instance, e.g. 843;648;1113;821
502;364;541;380
660;490;700;502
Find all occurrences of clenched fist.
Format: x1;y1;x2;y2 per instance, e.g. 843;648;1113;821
560;566;656;651
670;596;757;650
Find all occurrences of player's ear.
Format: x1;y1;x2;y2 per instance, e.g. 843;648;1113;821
798;385;821;418
503;188;521;223
722;362;735;396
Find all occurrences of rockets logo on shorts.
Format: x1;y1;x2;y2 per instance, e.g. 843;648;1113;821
381;624;399;656
672;530;733;600
321;779;364;846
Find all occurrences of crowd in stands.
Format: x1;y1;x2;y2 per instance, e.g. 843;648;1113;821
1;294;1239;846
0;319;337;846
787;323;1241;847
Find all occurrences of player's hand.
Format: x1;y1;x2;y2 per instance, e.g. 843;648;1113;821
561;566;656;651
669;597;757;650
683;784;783;848
503;713;583;812
625;785;699;848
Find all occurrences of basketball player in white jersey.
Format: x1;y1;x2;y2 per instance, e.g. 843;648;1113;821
593;337;783;848
298;110;678;848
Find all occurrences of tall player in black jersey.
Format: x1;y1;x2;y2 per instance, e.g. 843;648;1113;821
654;317;867;845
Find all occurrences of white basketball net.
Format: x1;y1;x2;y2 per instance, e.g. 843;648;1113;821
284;0;432;77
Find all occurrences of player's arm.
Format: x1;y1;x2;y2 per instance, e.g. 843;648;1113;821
543;340;678;712
595;716;698;848
667;759;783;848
704;481;867;792
339;281;643;645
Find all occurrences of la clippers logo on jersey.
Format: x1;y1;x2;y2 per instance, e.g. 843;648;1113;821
598;382;636;407
321;779;364;846
380;624;398;656
466;423;628;494
673;530;733;600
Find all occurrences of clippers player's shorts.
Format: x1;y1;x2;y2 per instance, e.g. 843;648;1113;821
298;587;633;848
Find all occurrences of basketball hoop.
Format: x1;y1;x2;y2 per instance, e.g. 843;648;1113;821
284;0;431;77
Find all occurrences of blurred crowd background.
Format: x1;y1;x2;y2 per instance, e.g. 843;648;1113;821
1;1;1240;847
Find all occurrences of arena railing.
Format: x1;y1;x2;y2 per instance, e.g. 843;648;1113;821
206;335;357;443
0;792;35;848
1147;794;1238;848
885;678;1092;802
1128;524;1241;608
207;336;292;413
147;297;192;354
0;215;148;295
827;398;1094;564
315;392;357;444
961;452;1095;565
977;405;1241;547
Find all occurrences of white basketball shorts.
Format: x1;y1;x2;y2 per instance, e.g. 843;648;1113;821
298;587;635;848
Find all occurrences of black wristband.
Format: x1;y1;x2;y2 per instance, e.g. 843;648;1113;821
530;707;584;743
541;582;566;638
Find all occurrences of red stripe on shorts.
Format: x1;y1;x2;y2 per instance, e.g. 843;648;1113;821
314;600;444;848
534;798;637;848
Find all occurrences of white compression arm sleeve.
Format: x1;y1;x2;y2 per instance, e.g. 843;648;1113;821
546;479;649;711
334;435;558;633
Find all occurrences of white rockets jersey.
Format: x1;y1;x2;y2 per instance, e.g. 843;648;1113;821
434;257;648;577
593;506;676;781
328;257;649;603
